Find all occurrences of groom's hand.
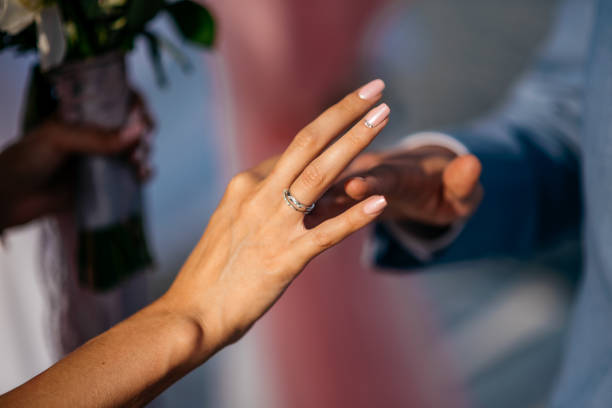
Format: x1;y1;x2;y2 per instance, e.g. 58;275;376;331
312;145;483;227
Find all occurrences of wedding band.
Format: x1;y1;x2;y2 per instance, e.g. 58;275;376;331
283;189;315;214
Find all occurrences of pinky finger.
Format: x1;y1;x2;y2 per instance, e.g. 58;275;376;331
297;195;387;260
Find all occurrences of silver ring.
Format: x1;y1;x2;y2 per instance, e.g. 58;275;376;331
283;189;315;214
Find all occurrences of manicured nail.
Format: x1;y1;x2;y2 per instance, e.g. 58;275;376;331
364;103;390;128
358;79;385;100
363;195;387;215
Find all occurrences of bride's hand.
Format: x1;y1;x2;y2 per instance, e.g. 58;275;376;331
163;80;390;352
0;80;389;407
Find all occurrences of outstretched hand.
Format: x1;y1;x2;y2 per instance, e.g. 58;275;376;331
164;80;391;351
313;145;483;227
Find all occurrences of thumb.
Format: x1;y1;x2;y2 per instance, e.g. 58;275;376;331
442;154;482;200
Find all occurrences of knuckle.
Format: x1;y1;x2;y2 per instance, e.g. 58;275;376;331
228;171;255;194
300;164;325;189
344;210;361;230
337;94;361;116
294;128;318;150
346;129;369;148
312;230;334;249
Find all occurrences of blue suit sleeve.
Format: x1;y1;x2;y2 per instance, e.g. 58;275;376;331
374;0;592;269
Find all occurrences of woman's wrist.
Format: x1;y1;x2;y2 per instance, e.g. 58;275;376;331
146;296;213;366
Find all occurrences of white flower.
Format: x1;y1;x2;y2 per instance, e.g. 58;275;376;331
98;0;127;8
0;0;43;34
0;0;66;71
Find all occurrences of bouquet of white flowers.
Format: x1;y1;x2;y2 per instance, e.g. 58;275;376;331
0;0;214;291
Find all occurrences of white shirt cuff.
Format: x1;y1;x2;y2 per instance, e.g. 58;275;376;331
396;131;469;156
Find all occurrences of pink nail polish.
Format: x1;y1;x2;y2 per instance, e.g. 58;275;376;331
358;79;385;100
363;195;387;215
364;103;390;128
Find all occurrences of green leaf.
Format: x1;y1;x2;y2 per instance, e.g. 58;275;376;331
165;1;215;47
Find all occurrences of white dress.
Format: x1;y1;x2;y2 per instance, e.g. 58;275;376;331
0;51;149;392
0;53;56;393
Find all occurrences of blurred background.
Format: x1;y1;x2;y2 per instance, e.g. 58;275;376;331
0;0;581;406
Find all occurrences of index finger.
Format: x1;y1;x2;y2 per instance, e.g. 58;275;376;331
270;79;385;186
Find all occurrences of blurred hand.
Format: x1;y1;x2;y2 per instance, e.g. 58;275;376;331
0;92;154;230
313;145;483;227
163;83;390;350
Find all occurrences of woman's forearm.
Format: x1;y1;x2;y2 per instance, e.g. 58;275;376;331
0;298;209;408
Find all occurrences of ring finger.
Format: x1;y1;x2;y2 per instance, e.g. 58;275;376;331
287;103;390;208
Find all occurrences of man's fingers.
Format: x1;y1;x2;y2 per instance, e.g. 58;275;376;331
296;195;387;259
344;177;370;200
443;154;483;219
343;163;401;200
442;155;482;200
271;79;385;186
455;184;483;216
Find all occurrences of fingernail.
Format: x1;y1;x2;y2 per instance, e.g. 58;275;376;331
364;103;390;128
358;79;386;100
363;195;387;215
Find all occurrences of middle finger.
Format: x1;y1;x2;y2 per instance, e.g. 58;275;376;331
288;103;390;207
270;79;385;187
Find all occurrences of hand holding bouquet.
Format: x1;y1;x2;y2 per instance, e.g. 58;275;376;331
0;0;215;290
